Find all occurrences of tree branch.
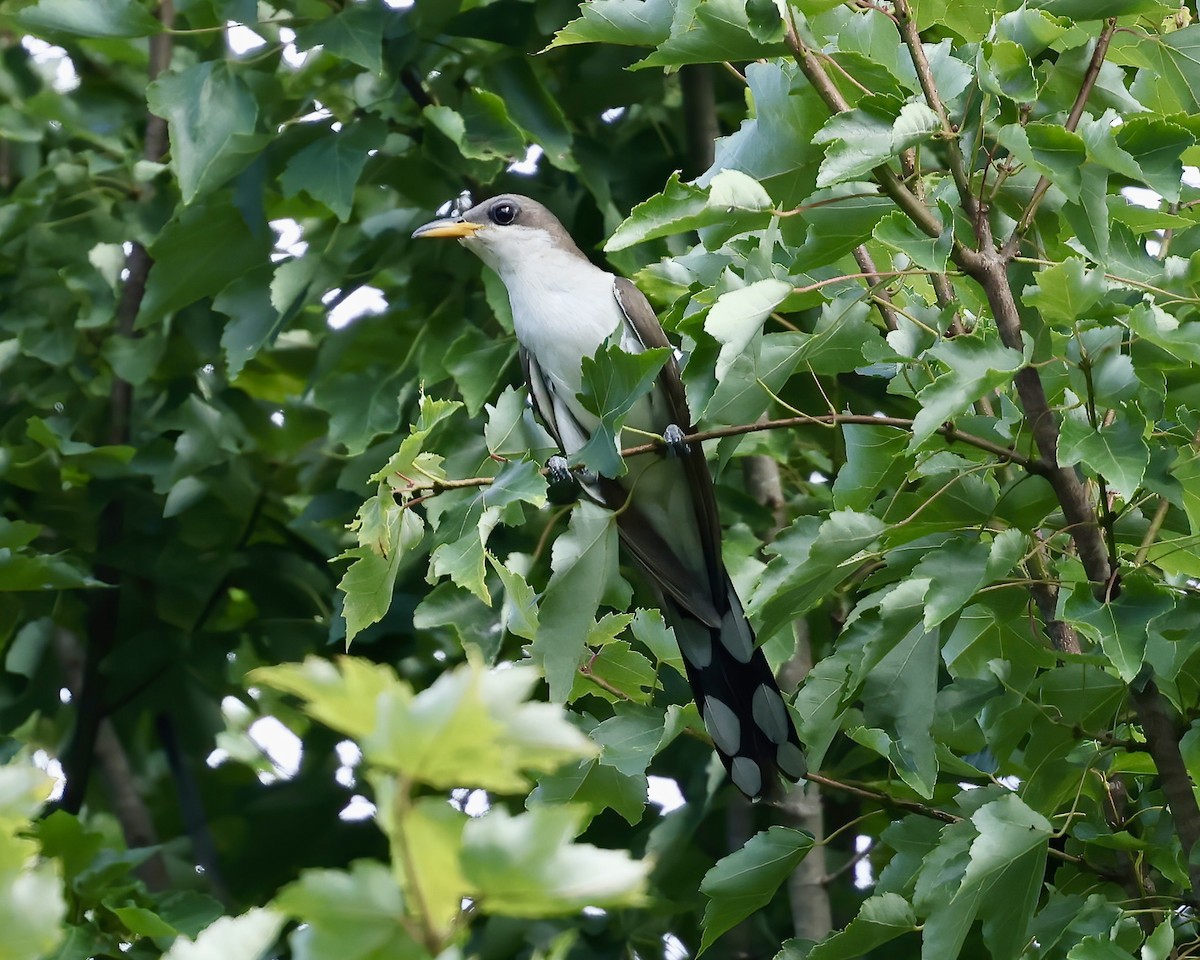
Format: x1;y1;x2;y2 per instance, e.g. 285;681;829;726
401;412;1044;497
781;14;957;249
1129;682;1200;903
1002;19;1117;257
851;246;900;331
60;0;174;818
892;0;978;225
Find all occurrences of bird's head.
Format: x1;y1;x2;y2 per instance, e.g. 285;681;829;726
411;194;583;274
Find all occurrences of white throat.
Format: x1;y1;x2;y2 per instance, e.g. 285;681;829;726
486;229;626;395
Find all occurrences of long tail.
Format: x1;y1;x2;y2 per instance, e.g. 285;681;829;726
663;579;806;799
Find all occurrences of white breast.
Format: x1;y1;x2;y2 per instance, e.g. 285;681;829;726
498;237;627;396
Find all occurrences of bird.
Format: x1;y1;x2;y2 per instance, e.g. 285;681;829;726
412;193;805;799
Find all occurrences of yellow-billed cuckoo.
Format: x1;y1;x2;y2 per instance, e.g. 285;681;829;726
413;194;805;798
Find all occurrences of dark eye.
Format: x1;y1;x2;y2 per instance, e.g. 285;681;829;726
489;201;518;226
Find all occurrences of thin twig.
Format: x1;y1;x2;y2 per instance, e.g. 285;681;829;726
852;246;900;330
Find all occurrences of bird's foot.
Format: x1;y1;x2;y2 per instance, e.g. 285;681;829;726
546;456;597;504
660;423;690;458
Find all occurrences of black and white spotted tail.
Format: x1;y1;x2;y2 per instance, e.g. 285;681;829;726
665;583;806;799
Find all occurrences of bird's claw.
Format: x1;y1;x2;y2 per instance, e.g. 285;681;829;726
661;423;690;458
547;456;583;504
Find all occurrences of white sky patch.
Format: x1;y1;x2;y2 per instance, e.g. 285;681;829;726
1122;186;1162;209
226;21;267;55
225;21;268;54
854;834;874;889
648;776;685;814
296;101;334;125
271;218;307;261
582;907;607;918
32;750;65;802
809;471;829;484
335;740;361;788
450;788;491;817
1183;166;1200;188
59;687;72;704
601;106;627;124
325;286;387;329
508;144;544;176
249;716;302;780
279;27;310;68
340;794;377;821
270;410;285;427
383;0;415;7
664;932;689;960
21;36;79;93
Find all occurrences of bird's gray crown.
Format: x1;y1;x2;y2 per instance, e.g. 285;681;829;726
461;195;586;255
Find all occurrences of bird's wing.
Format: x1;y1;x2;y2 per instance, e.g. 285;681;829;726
520;329;723;628
612;276;726;600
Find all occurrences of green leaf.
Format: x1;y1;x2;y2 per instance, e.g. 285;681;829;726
872;205;953;272
1125;301;1200;363
371;794;468;938
281;120;384;222
490;554;540;642
698;826;814;953
1115;116;1194;202
832;423;909;510
814;97;940;186
911;333;1025;448
707;61;828;182
338;492;425;643
592;703;667;777
484;385;557;460
293;1;387;72
1063;575;1173;682
787;183;893;271
161;908;284;960
977;40;1039;101
922;795;1051;960
606;170;773;251
1022;258;1107;326
572;639;657;704
534;503;625;701
859;594;939;796
572;341;670;477
545;0;674;48
910;538;992;628
1057;409;1149;501
461;806;648;915
807;893;917;960
634;0;788;68
140;199;269;327
146;62;262;204
16;0;161;37
629;607;685;677
749;511;886;639
250;656;399;740
428;460;546;602
704;278;793;381
1138;25;1200;113
276;861;421;960
996;122;1087;201
1030;0;1169;18
425;90;527;163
